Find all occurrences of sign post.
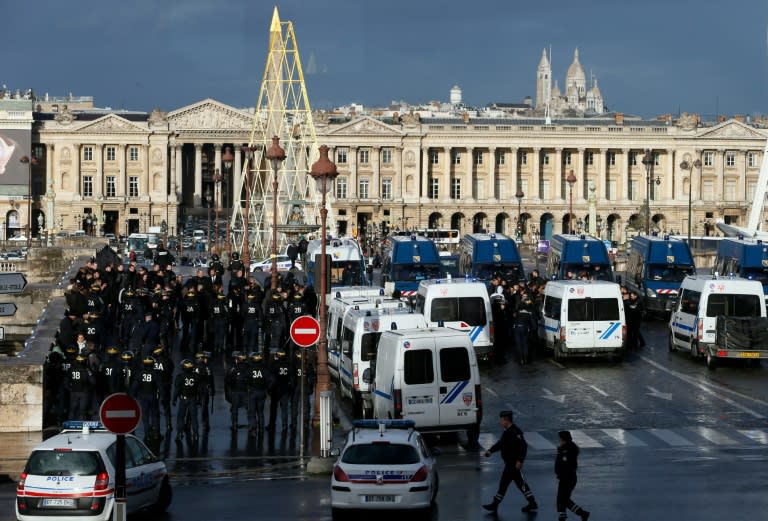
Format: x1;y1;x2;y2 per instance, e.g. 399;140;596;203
0;273;27;294
290;316;321;464
0;303;18;317
99;393;141;521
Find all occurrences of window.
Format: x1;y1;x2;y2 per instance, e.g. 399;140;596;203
748;180;757;200
430;150;439;164
586;152;594;166
429;178;439;199
680;289;701;314
129;146;139;161
83;175;93;197
473;150;483;165
439;347;470;382
83;146;93;161
748;152;757;168
128;176;139;197
654;153;660;166
520;151;528;165
26;450;102;476
496;151;505;165
703;151;713;166
544;296;562;320
725;179;737;200
629;179;638;200
341;443;420;465
334;148;346;164
358;178;369;199
564;152;572;166
106;176;116;197
702;179;714;200
543;152;550;165
360;332;381;361
382;148;392;164
359;149;369;164
452;151;461;165
706;294;761;317
336;177;348;199
726;152;735;167
630;153;637;166
381;178;392;200
607;179;617;201
404;349;434;384
106;146;115;161
568;298;620;321
608;152;616;166
429;297;486;326
451;178;461;199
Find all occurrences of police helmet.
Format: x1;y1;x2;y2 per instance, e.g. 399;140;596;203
194;351;208;361
186;289;196;297
212;253;219;262
246;293;257;300
152;345;164;356
106;345;120;356
294;350;303;360
181;358;195;371
293;293;303;301
231;252;239;260
275;350;287;359
271;292;281;300
125;289;135;297
143;355;156;367
232;351;247;363
120;350;134;363
75;353;88;364
216;293;226;301
65;345;78;357
248;352;264;363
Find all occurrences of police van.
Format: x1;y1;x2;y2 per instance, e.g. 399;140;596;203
306;237;368;288
16;421;171;521
414;278;494;360
714;237;768;310
327;295;408;382
381;235;442;296
538;280;626;360
338;307;428;418
623;234;696;316
367;328;482;444
669;274;766;367
458;232;525;283
545;234;614;281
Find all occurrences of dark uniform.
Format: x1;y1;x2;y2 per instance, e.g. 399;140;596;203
286;293;306;353
555;431;590;521
224;352;250;431
194;351;215;432
132;356;161;440
513;290;535;365
267;350;292;432
152;346;175;431
246;352;271;437
242;293;262;354
173;358;200;441
483;411;538;513
118;351;135;393
210;294;229;355
179;290;200;353
227;287;244;353
290;350;314;431
66;354;96;420
263;293;286;355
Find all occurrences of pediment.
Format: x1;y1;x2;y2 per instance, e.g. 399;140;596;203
698;119;766;139
325;116;403;136
166;98;253;130
75;114;146;133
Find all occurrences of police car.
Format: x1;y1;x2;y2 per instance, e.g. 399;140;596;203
250;255;302;272
330;420;438;519
15;421;171;521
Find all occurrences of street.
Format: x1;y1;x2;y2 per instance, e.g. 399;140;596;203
2;318;767;520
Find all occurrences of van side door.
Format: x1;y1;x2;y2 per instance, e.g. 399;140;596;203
591;297;623;350
670;288;700;350
400;345;440;427
436;346;475;425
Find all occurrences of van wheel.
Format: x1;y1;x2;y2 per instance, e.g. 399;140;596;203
668;333;677;352
552;341;562;362
466;423;480;447
331;507;347;521
706;350;717;370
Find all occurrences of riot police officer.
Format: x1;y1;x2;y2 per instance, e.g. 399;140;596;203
224;351;249;432
246;351;271;438
264;292;286;355
152;345;175;432
173;358;200;442
119;288;141;343
194;351;215;432
210;292;229;355
286;292;306;353
132;355;161;440
119;350;135;393
66;353;96;420
267;350;293;433
228;251;244;276
290;350;315;431
99;345;122;399
227;284;244;352
242;293;262;354
179;289;200;354
210;253;225;277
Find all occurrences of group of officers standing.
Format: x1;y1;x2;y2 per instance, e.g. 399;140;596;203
44;245;318;445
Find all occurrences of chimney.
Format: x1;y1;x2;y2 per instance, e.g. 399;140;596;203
718;114;727;123
614;112;624;125
462;112;470;124
734;114;745;123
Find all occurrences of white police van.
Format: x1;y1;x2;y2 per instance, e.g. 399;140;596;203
16;421;171;521
538;280;626;360
369;328;482;444
339;307;428;418
414;278;494;360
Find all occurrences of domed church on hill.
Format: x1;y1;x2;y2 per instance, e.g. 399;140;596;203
536;48;605;116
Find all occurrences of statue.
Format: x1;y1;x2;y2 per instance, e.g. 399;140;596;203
288;205;304;224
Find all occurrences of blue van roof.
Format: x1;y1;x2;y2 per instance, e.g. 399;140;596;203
387;235;441;264
632;235;694;265
463;233;522;264
717;238;768;266
550;234;611;264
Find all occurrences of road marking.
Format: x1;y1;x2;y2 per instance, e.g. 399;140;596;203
640;356;767;419
567;370;587;382
738;430;768;444
541;388;566;403
601;429;647;447
646;386;673;400
647;428;693;446
589;385;608;397
570;430;603;448
691;427;737;445
525;431;557;450
484;387;499;398
548;359;566;369
613;401;634;413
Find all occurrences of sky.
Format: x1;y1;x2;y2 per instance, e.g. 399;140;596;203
1;0;767;119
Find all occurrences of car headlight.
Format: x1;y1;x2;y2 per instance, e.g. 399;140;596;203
645;288;657;298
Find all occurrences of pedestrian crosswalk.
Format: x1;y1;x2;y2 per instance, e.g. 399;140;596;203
476;427;768;452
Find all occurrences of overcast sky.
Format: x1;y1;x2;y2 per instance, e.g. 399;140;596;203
2;0;766;119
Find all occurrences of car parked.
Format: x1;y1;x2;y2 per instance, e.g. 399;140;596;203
250;255;301;272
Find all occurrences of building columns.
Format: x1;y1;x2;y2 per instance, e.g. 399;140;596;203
621;148;630;202
576;148;585;202
372;146;380;200
715;148;725;198
194;144;202;206
443;147;451;202
554;148;563;200
143;145;150;197
665;149;675;201
73;145;81;197
489;146;497;201
466;147;474;200
117;145;126;196
531;147;540;200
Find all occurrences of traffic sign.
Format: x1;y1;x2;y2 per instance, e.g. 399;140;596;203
0;326;4;340
0;273;27;295
290;315;321;347
99;393;142;434
0;303;17;317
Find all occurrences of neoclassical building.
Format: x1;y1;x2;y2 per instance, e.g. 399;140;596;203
13;98;768;250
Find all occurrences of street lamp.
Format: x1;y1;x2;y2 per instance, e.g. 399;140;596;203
205;188;212;252
222;146;234;257
566;169;577;234
310;144;338;458
19;155;37;249
641;150;655;235
596;214;603;239
212;168;221;254
515;187;524;241
680;157;701;243
242;146;258;267
265;136;286;292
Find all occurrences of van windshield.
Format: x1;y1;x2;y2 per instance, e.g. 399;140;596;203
647;264;694;282
705;294;762;317
563;264;612;281
394;264;442;282
361;332;382;361
475;264;523;281
26;450;103;476
568;298;620;321
430;297;487;326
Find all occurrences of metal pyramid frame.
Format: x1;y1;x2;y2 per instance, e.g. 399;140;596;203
230;7;329;261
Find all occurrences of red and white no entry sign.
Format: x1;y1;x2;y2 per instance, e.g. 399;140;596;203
290;315;321;347
99;393;142;434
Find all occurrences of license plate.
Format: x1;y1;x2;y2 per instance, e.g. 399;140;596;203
739;352;761;358
364;495;396;503
41;498;75;507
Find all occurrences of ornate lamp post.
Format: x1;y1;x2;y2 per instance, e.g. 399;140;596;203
515;187;524;242
19;155;37;249
642;150;654;235
212;168;221;254
265;136;286;291
242;146;258;267
222;146;234;257
310;144;338;457
680;157;701;243
205;188;212;251
566;169;577;234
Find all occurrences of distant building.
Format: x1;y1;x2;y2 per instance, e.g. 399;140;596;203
537;48;605;116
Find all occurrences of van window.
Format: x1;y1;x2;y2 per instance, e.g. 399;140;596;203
342;327;355;356
26;450;103;476
361;332;382;361
568;298;619;321
705;294;762;317
680;289;701;314
342;443;420;465
646;264;694;282
430;297;487;326
439;347;471;382
404;349;434;384
544;296;562;320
